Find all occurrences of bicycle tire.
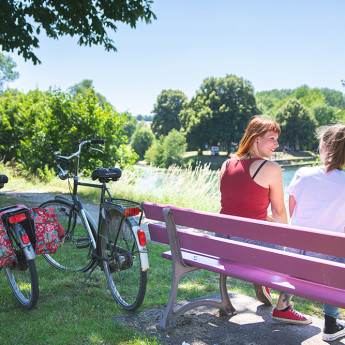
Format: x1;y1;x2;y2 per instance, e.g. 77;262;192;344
4;257;39;309
40;199;95;272
98;208;147;311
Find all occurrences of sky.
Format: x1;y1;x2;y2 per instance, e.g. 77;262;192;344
5;0;345;116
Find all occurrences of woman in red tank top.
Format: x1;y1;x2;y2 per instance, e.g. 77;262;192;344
220;115;311;325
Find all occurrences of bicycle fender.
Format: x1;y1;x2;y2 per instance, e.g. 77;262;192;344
132;224;149;272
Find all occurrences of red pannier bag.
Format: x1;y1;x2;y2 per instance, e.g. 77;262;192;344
30;207;65;255
0;220;16;267
0;204;30;267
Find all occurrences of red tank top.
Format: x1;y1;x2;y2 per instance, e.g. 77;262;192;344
220;157;269;220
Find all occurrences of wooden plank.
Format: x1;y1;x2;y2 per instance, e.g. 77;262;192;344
142;202;345;258
149;224;345;289
162;250;345;309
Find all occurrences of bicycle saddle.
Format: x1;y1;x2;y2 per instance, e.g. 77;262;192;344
91;168;122;183
0;175;8;189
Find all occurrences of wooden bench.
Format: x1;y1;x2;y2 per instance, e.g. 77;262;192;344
142;201;345;330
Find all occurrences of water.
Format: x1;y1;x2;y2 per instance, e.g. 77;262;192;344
282;167;298;189
136;166;300;198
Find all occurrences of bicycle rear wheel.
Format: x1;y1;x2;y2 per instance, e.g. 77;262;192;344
99;208;147;311
40;200;95;272
4;252;39;309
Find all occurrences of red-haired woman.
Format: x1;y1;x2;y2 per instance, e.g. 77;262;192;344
220;115;310;324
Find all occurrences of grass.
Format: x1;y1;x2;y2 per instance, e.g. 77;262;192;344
0;161;342;344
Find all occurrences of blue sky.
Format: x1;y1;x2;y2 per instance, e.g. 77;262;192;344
6;0;345;116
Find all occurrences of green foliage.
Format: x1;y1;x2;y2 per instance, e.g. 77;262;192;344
144;136;165;167
0;0;156;64
293;85;326;108
68;79;109;108
151;89;187;137
0;53;19;91
180;74;258;153
256;89;294;115
276;99;317;150
162;129;187;167
0;89;137;175
145;130;187;168
256;85;345;116
311;103;338;127
320;88;345;108
131;126;154;158
123;112;138;140
136;114;153;121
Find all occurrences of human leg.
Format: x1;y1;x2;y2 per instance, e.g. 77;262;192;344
322;305;345;341
271;292;312;325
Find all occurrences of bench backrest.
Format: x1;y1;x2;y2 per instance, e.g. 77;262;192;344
142;202;345;289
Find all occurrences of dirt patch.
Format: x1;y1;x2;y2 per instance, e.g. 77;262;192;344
113;302;234;345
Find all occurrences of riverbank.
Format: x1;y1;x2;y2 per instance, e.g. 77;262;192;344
181;150;319;170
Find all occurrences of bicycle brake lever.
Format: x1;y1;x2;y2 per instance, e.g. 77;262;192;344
90;147;104;154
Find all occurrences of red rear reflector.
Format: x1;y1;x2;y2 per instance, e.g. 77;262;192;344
137;229;146;246
124;207;140;217
9;213;26;224
21;234;30;244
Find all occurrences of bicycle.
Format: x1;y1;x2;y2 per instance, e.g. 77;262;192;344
40;139;149;311
0;176;39;309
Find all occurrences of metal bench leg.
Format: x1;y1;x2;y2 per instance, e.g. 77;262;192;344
158;258;199;330
219;274;237;316
158;208;237;330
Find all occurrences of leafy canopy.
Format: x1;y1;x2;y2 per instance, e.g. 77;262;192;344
0;88;138;175
0;0;156;64
180;74;259;153
151;89;187;138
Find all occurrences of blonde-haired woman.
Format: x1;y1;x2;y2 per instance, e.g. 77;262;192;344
277;124;345;341
220;115;310;324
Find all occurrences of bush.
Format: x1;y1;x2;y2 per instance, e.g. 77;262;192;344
0;89;138;175
145;130;187;168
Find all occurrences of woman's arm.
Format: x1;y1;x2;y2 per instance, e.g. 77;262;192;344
288;195;296;218
267;162;288;224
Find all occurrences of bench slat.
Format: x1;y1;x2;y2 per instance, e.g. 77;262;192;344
162;250;345;309
149;223;345;289
142;202;345;258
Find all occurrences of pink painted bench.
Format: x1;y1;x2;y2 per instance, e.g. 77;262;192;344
142;201;345;330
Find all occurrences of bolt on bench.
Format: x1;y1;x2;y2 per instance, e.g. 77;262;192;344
142;202;345;330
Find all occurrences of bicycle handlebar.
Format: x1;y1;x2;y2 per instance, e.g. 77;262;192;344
55;139;105;179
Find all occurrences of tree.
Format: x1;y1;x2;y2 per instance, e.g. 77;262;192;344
276;99;317;151
255;89;294;115
320;88;345;109
0;88;137;174
0;0;156;65
123;113;138;140
131;126;154;158
0;53;19;91
311;104;338;127
162;129;187;167
180;75;259;153
151;89;187;137
145;130;187;168
68;79;109;108
293;85;325;108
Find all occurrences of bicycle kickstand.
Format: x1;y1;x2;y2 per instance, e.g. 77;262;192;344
78;264;98;293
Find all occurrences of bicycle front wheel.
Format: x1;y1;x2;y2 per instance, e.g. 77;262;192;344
99;208;147;311
4;255;39;309
40;199;95;272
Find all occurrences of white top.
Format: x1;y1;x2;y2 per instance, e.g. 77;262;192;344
287;165;345;233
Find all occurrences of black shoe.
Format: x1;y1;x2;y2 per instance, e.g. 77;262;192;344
322;315;345;341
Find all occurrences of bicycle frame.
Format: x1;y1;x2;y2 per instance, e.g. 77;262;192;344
55;140;149;272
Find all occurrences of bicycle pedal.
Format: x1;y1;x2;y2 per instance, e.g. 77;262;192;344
75;237;91;249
